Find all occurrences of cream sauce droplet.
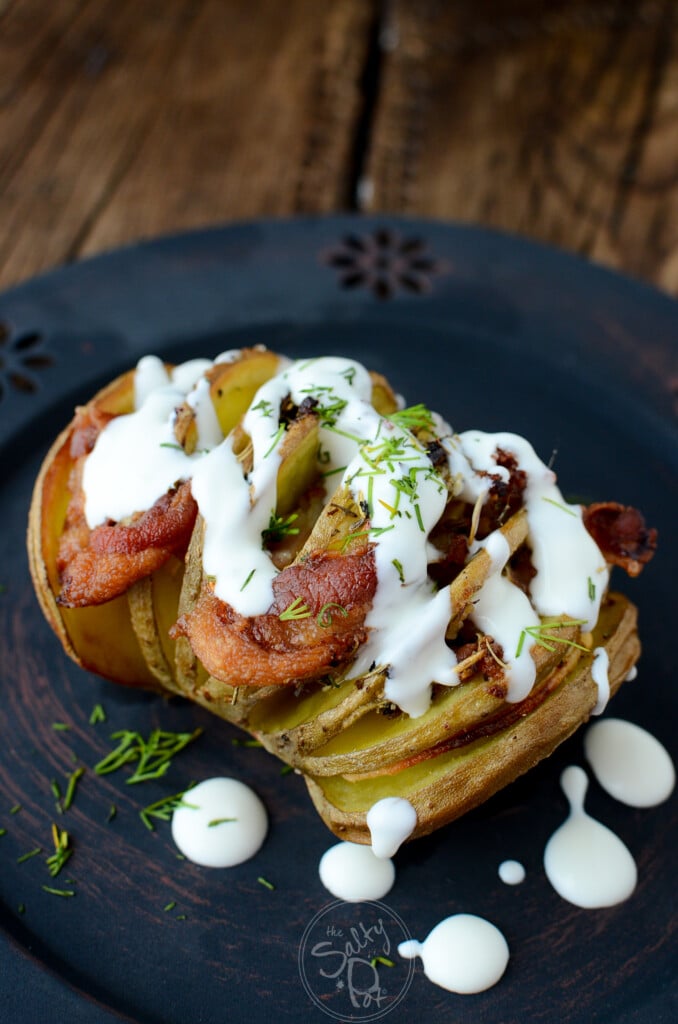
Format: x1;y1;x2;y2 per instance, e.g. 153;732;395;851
591;647;610;716
171;777;268;867
543;766;636;908
318;842;395;902
398;914;509;994
498;860;526;885
366;797;417;858
584;718;675;807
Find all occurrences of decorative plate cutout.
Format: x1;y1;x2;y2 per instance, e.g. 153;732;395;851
322;227;449;299
0;322;53;401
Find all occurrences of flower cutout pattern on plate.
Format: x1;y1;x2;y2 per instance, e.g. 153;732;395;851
0;321;53;401
322;227;449;299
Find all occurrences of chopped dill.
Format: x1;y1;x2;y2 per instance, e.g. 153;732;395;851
257;876;275;891
278;596;312;621
89;703;106;725
16;847;42;865
542;496;578;518
262;511;299;545
46;825;72;877
515;620;589;659
392;559;405;584
588;576;596;601
62;767;85;810
388;403;435;433
94;728;202;784
51;722;71;732
139;786;198;831
208;818;237;827
164;901;177;912
317;603;348;628
264;423;285;458
370;956;395;968
41;885;75;898
240;568;256;591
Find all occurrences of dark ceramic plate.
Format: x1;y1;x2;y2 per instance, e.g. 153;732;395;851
0;217;676;1024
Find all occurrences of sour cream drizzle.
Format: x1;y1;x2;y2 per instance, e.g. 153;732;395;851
367;797;417;858
82;351;612;721
171;776;268;868
543;765;637;908
398;914;509;994
318;841;396;901
584;718;675;807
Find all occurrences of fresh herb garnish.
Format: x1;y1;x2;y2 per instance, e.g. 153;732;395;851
94;728;202;784
542;496;578;518
41;885;75;898
588;576;596;601
231;738;263;748
257;876;275;891
10;804;21;815
262;511;299;544
208;818;237;827
89;703;106;724
16;847;42;864
139;786;198;831
392;558;405;584
370;956;395;968
264;423;285;458
159;442;183;451
515;619;589;659
164;901;177;912
278;597;312;622
62;767;85;810
251;399;274;418
388;403;435;433
317;603;349;628
51;722;71;732
106;803;117;823
46;825;72;877
240;568;256;591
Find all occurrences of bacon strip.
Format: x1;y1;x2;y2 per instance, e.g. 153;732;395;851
583;502;657;577
172;548;377;687
57;481;197;607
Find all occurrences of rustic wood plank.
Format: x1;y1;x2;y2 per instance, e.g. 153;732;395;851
0;0;374;289
364;0;678;293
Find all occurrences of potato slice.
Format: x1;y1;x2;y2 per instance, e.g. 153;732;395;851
305;593;639;842
27;371;159;688
207;348;282;435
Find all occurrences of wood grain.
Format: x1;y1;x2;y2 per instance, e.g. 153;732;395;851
0;0;374;288
363;0;678;293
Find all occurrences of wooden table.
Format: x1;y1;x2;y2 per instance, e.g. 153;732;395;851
2;0;678;295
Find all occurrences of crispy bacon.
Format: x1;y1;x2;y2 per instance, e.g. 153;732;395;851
57;478;197;607
172;548;377;687
583;502;657;577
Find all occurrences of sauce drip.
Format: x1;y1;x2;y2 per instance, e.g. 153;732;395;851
543;766;636;908
498;860;526;885
171;777;268;868
366;798;417;858
398;914;509;994
584;718;675;807
318;842;395;902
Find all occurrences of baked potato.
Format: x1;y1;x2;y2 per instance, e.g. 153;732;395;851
28;347;657;844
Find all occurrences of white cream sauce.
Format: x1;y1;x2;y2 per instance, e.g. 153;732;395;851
543;766;637;908
318;841;395;901
591;647;610;716
584;718;675;807
83;350;612;721
171;777;268;867
498;860;526;885
366;797;417;858
398;914;509;994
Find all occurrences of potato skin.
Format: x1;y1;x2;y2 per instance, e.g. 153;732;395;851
27;370;162;688
304;593;639;844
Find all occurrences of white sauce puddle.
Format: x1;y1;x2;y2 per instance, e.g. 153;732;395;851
366;797;417;858
171;777;268;867
584;718;675;807
398;914;509;994
318;842;395;902
498;860;526;885
543;766;636;908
